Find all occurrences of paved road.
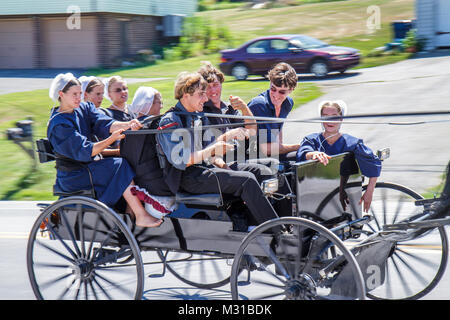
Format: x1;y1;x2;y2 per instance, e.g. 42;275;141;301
1;201;449;300
283;51;450;194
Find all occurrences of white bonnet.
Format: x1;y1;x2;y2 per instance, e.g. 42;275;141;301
318;100;347;117
103;76;125;102
49;73;78;102
129;86;159;116
78;76;97;102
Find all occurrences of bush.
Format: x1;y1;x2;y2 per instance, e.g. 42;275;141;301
163;16;235;61
403;29;427;52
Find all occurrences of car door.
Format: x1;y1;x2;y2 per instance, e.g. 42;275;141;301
244;40;271;74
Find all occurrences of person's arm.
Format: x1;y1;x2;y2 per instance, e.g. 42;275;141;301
360;177;377;213
186;140;235;167
229;95;257;132
91;129;125;157
109;119;142;133
215;127;250;143
305;151;332;165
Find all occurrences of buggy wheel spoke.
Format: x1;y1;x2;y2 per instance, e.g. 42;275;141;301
390;254;413;297
39;272;73;290
393;251;429;286
45;222;79;260
86;213;101;261
35;239;75;264
396;247;440;270
76;204;86;258
92;277;113;300
94;271;135;297
59;209;82;258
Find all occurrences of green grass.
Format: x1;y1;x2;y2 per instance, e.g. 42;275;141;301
88;0;414;79
0;78;322;200
87;54;221;79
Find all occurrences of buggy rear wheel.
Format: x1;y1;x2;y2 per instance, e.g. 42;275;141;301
317;182;449;300
27;196;144;300
230;217;365;300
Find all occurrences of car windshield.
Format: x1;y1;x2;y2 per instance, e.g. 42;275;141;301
290;36;328;49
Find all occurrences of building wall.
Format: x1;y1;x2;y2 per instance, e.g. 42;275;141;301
0;0;197;17
416;0;436;50
42;16;99;68
0;18;34;68
97;13;161;68
0;13;162;69
435;0;450;47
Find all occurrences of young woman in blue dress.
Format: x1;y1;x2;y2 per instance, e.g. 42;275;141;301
296;100;382;212
47;73;163;228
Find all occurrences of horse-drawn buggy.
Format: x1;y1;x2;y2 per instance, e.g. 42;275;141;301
27;122;450;300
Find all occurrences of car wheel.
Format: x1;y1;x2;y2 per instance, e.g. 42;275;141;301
310;60;328;77
231;64;249;81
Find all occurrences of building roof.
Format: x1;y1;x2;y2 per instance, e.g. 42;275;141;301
0;0;197;17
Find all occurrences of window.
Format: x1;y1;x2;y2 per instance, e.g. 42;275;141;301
270;39;290;53
290;36;328;49
246;40;269;54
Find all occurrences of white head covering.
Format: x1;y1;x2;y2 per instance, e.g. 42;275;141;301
78;76;97;102
129;86;159;117
333;100;348;116
103;76;126;102
318;100;347;117
49;73;78;102
102;76;113;102
318;100;348;131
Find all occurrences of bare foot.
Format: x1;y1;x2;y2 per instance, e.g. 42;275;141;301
135;213;163;228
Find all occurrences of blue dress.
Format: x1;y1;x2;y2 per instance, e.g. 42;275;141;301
47;102;135;207
296;133;382;177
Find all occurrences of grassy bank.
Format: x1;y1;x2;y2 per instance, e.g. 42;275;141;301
88;0;414;79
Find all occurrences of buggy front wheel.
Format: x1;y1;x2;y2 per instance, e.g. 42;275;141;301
27;196;144;300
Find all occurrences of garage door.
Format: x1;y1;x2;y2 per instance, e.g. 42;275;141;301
0;19;34;69
436;0;450;47
43;17;98;68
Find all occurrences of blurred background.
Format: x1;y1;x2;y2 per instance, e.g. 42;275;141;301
1;0;449;200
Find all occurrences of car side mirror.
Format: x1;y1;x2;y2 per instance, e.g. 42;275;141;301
288;47;303;53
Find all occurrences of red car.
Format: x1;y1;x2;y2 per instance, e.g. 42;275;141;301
219;34;360;80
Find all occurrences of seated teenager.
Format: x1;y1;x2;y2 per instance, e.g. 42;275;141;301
296;100;382;212
79;76;104;109
156;72;281;229
47;73;162;228
197;61;278;178
248;62;300;162
121;86;177;219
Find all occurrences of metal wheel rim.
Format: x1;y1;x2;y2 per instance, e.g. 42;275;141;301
230;217;366;300
311;62;328;77
27;196;144;300
232;65;248;80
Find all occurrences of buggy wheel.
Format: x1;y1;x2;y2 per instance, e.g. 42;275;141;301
156;249;234;289
27;196;144;300
230;217;365;300
317;182;448;300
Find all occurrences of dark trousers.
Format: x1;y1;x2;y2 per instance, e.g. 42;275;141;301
180;165;279;226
